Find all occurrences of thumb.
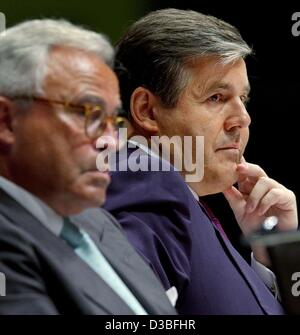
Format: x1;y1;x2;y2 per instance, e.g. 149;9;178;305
223;186;245;214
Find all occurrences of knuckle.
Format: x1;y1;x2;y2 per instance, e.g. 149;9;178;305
288;189;296;198
258;176;269;183
256;176;270;188
260;195;269;206
254;164;266;174
258;176;278;188
269;188;281;198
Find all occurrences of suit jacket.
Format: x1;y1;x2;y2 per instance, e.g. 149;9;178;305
0;188;176;315
104;146;284;315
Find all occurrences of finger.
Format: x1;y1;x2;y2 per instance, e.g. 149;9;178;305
236;162;268;183
240;156;246;164
236;166;252;192
238;178;256;196
245;176;280;213
223;186;246;212
257;189;283;216
257;188;296;216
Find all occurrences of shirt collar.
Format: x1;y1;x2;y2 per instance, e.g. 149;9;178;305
187;185;200;201
0;176;63;236
128;139;160;160
128;139;199;201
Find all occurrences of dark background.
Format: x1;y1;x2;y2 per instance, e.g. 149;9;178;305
1;0;299;259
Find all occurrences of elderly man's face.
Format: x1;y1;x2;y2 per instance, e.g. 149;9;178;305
9;47;121;215
155;58;251;195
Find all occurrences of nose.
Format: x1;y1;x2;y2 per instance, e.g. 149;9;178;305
224;98;251;132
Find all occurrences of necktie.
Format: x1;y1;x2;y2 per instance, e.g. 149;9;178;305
60;217;148;315
198;200;228;240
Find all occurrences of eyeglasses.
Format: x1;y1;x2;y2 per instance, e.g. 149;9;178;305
11;96;129;139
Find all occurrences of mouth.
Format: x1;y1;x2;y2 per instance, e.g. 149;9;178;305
216;143;240;151
217;147;240;153
216;145;241;162
84;169;111;185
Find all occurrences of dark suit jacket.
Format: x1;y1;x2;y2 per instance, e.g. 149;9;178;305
0;188;176;315
104;146;284;315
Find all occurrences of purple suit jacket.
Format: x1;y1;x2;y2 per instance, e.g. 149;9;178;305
104;146;284;315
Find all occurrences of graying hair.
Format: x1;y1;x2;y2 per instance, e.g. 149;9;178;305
0;19;114;97
115;8;252;117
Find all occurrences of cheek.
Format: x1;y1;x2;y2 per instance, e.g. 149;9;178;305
72;144;99;172
13;122;50;162
241;129;250;153
200;127;218;157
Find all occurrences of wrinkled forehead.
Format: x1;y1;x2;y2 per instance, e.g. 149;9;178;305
43;46;119;99
183;57;250;97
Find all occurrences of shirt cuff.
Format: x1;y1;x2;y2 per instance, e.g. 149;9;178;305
251;252;280;300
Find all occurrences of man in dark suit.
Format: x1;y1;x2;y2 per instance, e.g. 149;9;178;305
104;9;298;314
0;19;176;315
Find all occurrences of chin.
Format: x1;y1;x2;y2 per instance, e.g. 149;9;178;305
85;191;106;208
199;170;238;195
71;185;107;210
220;174;238;192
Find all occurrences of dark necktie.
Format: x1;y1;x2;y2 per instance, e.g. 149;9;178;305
198;200;229;240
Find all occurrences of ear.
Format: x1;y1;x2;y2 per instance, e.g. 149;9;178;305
0;97;15;149
130;87;160;135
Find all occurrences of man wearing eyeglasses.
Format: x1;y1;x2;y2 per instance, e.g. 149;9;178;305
0;19;176;315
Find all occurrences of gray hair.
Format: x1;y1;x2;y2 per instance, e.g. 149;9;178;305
115;8;252;117
0;19;114;97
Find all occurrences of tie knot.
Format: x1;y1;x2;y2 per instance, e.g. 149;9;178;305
60;217;84;249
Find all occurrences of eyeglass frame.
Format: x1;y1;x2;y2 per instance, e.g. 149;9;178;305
9;95;128;139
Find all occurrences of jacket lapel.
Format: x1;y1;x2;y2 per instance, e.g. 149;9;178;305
86;215;175;315
198;199;283;314
219;233;282;314
0;189;135;315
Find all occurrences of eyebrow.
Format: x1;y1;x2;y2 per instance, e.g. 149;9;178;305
72;95;107;108
72;94;122;116
206;82;251;95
